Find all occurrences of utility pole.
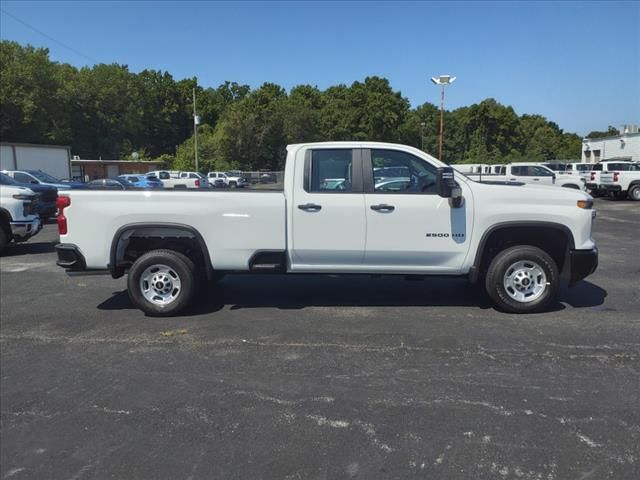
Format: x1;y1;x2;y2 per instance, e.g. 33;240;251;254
430;75;456;163
193;87;200;172
420;122;426;151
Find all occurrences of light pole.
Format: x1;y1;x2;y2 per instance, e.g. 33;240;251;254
193;87;200;172
420;121;426;151
430;74;456;163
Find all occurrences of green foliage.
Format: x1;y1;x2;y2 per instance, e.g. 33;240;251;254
586;125;620;139
1;40;587;168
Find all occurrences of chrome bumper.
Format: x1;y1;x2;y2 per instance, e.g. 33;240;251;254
10;217;42;241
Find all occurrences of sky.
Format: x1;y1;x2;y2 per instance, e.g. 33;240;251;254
1;0;639;136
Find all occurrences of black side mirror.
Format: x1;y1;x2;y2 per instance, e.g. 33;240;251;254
437;167;463;208
436;167;456;198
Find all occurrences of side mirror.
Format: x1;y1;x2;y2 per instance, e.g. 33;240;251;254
436;167;456;198
436;167;463;208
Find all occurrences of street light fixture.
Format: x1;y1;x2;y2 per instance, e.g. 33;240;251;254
431;75;456;163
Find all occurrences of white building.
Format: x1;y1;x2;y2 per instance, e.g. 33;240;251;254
581;125;640;164
0;142;72;179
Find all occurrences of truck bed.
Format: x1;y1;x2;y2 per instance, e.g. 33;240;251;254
60;190;286;270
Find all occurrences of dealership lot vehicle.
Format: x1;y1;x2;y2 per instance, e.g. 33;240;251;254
87;177;135;190
147;170;207;189
586;160;636;195
0;172;58;219
2;169;87;190
118;174;163;189
0;183;41;253
56;142;597;316
0;198;638;480
600;166;640;200
466;162;586;190
207;171;249;188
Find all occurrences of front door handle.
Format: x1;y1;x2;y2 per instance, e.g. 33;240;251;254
370;204;395;212
298;203;322;212
533;178;540;181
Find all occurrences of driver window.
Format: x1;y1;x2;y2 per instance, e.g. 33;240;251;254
371;149;437;194
532;166;553;176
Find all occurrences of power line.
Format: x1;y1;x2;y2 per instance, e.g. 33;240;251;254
0;8;99;64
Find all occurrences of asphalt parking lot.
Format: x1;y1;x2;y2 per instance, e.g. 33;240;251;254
1;198;639;480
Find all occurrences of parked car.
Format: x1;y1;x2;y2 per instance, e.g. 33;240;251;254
147;170;207;189
543;162;592;179
586;161;636;196
118;174;163;188
206;172;226;188
207;171;248;188
2;169;87;190
87;178;135;190
466;163;585;190
56;141;597;317
259;172;278;184
600;165;640;200
0;183;41;253
0;172;58;219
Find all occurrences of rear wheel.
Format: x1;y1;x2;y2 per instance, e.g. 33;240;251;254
0;227;9;255
485;246;559;313
628;185;640;201
127;249;195;316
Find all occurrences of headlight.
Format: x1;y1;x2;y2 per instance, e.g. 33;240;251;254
577;200;593;209
13;194;33;200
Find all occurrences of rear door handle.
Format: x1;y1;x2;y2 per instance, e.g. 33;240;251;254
298;203;322;212
533;178;540;181
370;204;395;212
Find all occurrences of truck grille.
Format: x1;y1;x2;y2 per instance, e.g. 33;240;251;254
23;196;38;216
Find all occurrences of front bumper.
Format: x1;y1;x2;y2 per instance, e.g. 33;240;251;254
10;217;42;242
55;243;86;271
568;247;598;287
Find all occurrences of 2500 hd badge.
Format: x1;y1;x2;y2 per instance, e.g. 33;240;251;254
425;232;465;238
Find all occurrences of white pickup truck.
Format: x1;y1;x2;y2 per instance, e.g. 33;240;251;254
600;166;640;200
0;184;42;253
585;160;636;196
465;163;586;190
55;142;598;316
148;170;208;189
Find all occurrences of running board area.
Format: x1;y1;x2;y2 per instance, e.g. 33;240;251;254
249;251;286;273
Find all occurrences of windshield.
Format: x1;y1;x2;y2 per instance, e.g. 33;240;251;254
29;170;61;183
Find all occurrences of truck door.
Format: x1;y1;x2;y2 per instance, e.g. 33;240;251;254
509;165;554;185
290;148;366;270
362;148;473;272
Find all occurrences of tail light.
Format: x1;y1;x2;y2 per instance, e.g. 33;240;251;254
613;172;620;182
57;195;71;235
591;172;596;181
195;179;200;187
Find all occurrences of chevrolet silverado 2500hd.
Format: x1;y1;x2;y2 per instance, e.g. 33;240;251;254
1;183;41;253
55;142;598;316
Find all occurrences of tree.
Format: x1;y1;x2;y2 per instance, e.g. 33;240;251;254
586;126;620;139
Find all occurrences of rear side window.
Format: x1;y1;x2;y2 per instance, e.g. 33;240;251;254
592;164;602;171
310;149;353;192
14;172;34;183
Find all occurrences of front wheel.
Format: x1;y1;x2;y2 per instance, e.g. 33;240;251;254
127;249;196;316
485;246;559;313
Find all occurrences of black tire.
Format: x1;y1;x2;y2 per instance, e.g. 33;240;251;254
127;249;196;317
229;181;237;189
628;185;640;201
0;227;8;255
485;245;559;313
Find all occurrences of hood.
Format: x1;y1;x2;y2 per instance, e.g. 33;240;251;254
11;182;58;194
469;178;592;203
0;185;36;198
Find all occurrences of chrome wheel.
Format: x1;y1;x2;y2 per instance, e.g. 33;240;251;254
140;264;182;306
503;260;548;303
